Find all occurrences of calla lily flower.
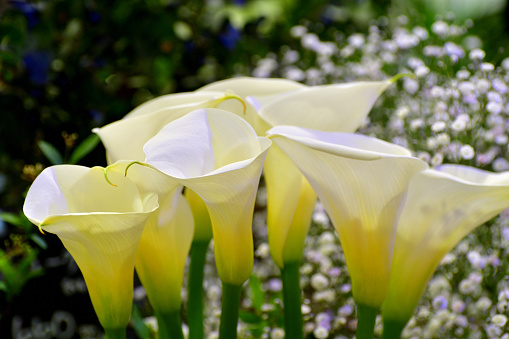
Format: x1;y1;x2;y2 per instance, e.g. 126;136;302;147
200;76;396;268
23;165;158;336
381;165;509;338
267;126;428;307
139;107;271;285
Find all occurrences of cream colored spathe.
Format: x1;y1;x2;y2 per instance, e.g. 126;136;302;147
23;165;158;332
382;165;509;329
267;125;428;307
140;108;271;285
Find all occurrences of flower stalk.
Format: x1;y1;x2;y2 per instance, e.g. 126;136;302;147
218;283;243;339
281;261;304;339
156;310;185;339
187;240;210;339
104;328;126;339
356;304;378;339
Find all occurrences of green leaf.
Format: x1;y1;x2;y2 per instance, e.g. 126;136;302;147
1;212;33;233
29;234;47;250
69;134;100;164
37;140;63;165
0;281;7;292
239;311;263;324
130;303;152;339
0;212;24;227
249;274;264;311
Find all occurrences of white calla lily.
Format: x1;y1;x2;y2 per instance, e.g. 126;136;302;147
267;125;428;307
381;165;509;338
140;108;271;285
23;165;158;335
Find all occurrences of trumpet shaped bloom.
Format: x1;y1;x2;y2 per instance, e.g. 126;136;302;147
201;77;396;268
141;108;271;285
23;165;158;331
382;165;509;329
267;126;428;306
106;162;194;314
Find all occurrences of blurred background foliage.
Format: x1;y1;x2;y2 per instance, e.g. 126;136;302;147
2;0;509;314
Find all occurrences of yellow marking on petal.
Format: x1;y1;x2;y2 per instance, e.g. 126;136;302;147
390;73;415;83
209;91;247;115
37;224;45;235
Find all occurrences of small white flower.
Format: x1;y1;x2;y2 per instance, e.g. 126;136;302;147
480;62;495;72
456;69;470;80
469;48;486;60
432;20;449;35
271;328;285;339
431;153;444;167
410;119;424;130
310;273;329;290
476;78;491;92
423;45;443;57
412;26;429;40
459;279;476;294
290;25;307;38
436;133;450;145
431;121;447;132
487;102;504;115
460;145;475;160
495;134;508;145
476;297;493;312
415;65;430;77
455;315;469;327
452;299;466;313
403;78;419;94
348;33;365;48
313;326;329;339
493;158;509;171
502;57;509;71
491;314;508;327
467;251;486;268
255;243;270;258
451;119;466;132
408;57;424;69
432;296;448;310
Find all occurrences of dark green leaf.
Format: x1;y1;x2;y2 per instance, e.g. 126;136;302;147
239;311;262;324
69;134;100;164
37;140;63;165
249;274;264;311
0;212;24;227
131;303;152;339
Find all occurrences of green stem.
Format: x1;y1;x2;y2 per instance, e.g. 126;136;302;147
187;240;210;339
281;261;304;339
381;319;406;339
156;310;184;339
356;304;378;339
104;327;126;339
218;283;242;339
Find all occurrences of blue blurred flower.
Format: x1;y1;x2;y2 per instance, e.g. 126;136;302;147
10;0;39;29
219;22;241;51
23;51;52;85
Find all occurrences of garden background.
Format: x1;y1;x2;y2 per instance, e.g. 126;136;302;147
3;0;509;338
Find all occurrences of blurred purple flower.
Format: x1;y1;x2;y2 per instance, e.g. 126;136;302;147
23;51;51;85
